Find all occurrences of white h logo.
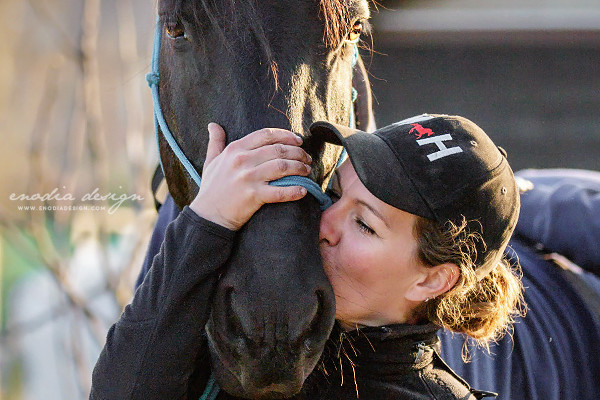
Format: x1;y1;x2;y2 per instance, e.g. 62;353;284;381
417;134;463;161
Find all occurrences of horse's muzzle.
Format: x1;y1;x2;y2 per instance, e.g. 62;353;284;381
206;285;333;398
205;199;336;398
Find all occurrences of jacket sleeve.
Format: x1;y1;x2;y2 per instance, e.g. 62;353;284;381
135;194;181;289
90;206;236;400
515;168;600;272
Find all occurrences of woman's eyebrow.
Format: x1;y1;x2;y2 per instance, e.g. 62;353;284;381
356;199;390;229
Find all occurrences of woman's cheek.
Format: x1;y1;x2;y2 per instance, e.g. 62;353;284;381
341;254;376;285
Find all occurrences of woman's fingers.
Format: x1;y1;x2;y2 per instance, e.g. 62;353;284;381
233;128;303;151
259;185;308;204
250;159;311;183
241;143;312;168
191;125;312;230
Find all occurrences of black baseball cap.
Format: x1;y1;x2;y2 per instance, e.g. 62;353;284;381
310;114;520;278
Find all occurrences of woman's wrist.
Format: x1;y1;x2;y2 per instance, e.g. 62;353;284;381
189;197;239;231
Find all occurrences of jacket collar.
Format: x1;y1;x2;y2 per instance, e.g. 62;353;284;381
320;322;441;379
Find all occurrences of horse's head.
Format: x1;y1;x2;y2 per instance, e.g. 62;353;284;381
155;0;370;397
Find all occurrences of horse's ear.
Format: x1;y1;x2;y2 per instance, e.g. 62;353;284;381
301;134;328;166
301;133;342;189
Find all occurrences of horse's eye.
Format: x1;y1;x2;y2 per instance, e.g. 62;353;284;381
165;21;185;39
347;21;362;43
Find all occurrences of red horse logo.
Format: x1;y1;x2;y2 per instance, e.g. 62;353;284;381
409;123;435;139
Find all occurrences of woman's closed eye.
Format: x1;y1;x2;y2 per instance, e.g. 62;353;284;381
355;217;376;235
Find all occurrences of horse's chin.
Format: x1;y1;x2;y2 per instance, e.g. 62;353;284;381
206;321;318;399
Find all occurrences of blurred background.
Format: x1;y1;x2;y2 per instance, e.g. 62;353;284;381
369;0;600;171
0;0;598;398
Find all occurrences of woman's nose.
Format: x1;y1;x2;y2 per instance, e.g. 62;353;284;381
319;204;341;245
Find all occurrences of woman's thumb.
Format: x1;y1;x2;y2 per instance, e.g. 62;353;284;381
205;122;227;166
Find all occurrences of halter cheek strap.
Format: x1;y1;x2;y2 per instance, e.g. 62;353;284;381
146;18;203;188
146;18;357;212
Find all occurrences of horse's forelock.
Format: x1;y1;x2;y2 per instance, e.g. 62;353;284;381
320;0;352;48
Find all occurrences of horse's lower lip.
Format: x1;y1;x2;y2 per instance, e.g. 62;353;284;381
259;382;298;393
207;327;306;398
252;382;303;399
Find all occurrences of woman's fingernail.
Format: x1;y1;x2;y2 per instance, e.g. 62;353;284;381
295;135;303;144
305;164;311;173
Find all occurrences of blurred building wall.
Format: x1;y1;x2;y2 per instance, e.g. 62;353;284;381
368;0;600;171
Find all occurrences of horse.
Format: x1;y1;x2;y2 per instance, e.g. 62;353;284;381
151;0;371;398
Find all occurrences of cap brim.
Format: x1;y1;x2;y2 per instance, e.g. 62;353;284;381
309;121;435;219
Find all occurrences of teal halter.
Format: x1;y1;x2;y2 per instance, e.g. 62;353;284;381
145;18;359;399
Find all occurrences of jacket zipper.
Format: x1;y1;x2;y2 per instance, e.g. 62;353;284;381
415;342;430;364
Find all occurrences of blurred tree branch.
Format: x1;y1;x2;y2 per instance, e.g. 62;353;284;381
26;0;83;62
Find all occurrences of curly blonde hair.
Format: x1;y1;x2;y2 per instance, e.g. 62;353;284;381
413;216;526;355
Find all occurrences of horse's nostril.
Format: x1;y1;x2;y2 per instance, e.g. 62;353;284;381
224;287;246;343
296;290;326;355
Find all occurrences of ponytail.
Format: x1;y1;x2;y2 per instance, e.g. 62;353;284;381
414;217;526;356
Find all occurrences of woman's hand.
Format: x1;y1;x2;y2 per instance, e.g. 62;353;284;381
190;123;312;230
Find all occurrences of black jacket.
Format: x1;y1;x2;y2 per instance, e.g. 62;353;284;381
91;206;493;400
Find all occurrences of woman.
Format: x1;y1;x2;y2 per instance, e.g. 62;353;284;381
91;114;524;399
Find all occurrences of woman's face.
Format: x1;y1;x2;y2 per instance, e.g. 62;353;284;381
319;161;426;329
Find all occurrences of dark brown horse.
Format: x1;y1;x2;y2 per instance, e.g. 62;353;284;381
154;0;371;398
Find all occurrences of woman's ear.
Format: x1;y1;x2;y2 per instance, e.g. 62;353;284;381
405;263;460;302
